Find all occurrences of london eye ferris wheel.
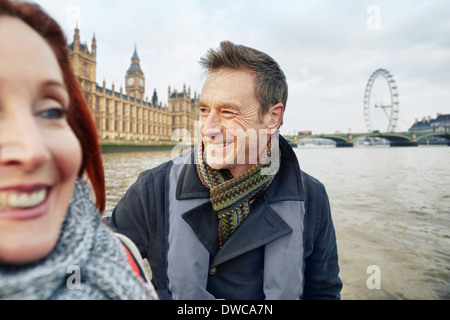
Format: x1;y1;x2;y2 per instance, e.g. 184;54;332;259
363;68;399;133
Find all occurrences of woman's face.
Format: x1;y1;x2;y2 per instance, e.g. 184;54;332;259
0;17;82;264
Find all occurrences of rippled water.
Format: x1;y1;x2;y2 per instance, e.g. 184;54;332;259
102;145;450;300
102;149;173;214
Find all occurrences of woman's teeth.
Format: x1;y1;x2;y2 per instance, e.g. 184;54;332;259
0;189;47;210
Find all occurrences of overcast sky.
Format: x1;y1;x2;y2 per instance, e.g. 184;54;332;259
33;0;450;135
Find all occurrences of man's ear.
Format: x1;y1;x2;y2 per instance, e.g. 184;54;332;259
265;103;284;131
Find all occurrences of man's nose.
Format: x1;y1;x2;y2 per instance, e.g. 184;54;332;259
201;110;223;138
0;111;50;171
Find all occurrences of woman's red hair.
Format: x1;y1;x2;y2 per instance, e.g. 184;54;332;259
0;0;106;212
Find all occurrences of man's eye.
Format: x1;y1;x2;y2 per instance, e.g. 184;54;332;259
222;110;236;117
37;108;68;119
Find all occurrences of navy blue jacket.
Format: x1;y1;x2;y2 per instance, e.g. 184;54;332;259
108;136;342;299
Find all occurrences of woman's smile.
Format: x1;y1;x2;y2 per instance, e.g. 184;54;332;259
0;185;51;220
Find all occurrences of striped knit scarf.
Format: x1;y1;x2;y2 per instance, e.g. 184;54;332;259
196;138;280;247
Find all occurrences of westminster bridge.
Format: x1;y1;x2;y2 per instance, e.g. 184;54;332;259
293;131;450;147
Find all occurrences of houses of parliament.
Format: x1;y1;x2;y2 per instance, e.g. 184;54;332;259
68;28;199;143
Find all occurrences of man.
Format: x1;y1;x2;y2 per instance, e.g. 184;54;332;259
108;41;342;300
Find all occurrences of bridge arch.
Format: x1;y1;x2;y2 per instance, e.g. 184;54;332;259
319;135;353;147
416;132;450;145
297;134;353;147
295;131;450;147
379;134;417;146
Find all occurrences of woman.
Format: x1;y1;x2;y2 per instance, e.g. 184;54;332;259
0;0;157;299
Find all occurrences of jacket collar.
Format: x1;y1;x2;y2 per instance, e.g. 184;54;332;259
181;194;293;266
176;135;305;267
175;135;306;202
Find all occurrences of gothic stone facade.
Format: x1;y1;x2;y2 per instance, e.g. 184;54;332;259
68;28;199;142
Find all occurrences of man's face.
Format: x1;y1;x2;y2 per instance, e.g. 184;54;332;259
198;69;270;177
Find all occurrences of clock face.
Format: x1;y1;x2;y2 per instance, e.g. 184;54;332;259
140;79;144;87
127;78;134;85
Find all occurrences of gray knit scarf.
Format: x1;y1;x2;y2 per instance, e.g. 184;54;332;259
0;178;157;300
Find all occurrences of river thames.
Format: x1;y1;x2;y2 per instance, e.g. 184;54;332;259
102;145;450;300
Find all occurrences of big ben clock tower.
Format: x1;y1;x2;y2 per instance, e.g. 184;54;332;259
125;46;145;100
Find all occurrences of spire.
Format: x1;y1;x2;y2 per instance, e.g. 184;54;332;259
74;26;80;48
126;45;143;75
131;44;139;61
152;89;158;106
91;32;97;57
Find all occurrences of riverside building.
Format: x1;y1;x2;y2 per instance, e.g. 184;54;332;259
68;28;199;143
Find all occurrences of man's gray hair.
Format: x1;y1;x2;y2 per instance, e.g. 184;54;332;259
199;41;288;121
